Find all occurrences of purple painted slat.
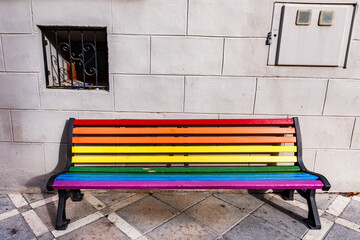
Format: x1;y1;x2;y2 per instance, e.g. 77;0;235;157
52;180;323;190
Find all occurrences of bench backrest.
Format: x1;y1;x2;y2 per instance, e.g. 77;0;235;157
64;118;307;170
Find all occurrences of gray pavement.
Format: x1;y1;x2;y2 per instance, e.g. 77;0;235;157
0;191;359;240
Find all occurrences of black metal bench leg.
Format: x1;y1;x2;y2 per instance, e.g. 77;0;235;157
70;189;84;202
296;189;321;229
281;189;295;200
56;190;70;230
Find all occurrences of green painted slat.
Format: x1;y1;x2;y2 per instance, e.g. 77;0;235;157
68;166;301;174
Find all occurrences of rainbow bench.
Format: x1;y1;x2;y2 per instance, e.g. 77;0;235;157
47;117;330;230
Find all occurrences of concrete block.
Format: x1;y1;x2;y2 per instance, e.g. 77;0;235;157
115;112;166;119
298;116;354;149
40;90;114;111
163;113;218;119
151;36;223;75
44;143;67;174
0;37;4;71
323;79;360;116
338;41;360;79
114;75;184;112
0;143;44;171
3;169;46;192
184;76;256;114
12;110;77;143
315;150;360;192
2;35;40;71
109;35;150;74
79;111;165;119
353;12;360;40
0;73;39;109
302;149;316;171
113;0;187;35
78;111;116;119
32;0;111;27
188;0;272;37
0;110;12;141
219;114;288;119
0;0;32;33
223;38;268;76
351;118;360;149
254;78;327;115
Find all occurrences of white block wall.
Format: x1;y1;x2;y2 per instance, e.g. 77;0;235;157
0;0;359;192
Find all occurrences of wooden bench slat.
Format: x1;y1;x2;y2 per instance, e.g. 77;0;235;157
52;180;324;190
74;118;294;126
68;166;302;174
73;127;296;135
72;136;297;144
72;155;297;163
72;146;297;153
56;173;318;181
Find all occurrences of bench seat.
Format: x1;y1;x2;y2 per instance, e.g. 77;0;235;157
47;117;330;230
53;166;323;189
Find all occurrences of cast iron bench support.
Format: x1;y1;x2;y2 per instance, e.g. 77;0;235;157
56;190;83;230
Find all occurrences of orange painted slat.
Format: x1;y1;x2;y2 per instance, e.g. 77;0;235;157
73;127;295;135
72;136;297;144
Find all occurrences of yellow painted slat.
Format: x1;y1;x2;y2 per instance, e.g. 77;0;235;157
72;155;297;163
72;146;297;154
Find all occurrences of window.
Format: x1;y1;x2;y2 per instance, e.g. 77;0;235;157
40;27;108;90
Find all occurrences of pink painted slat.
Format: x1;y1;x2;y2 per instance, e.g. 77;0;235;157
52;180;323;189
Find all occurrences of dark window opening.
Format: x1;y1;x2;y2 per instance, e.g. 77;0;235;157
40;27;108;90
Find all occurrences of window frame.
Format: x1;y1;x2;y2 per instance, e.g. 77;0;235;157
40;26;109;90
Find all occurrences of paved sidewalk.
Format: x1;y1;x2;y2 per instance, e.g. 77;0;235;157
0;191;359;240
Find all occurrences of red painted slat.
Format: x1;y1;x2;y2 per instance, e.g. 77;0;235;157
74;118;294;126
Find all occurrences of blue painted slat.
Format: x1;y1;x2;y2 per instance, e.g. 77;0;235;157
55;173;318;181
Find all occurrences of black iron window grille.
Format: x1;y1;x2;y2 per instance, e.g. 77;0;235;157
40;27;109;90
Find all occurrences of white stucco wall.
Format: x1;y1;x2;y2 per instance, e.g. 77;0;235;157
0;0;360;192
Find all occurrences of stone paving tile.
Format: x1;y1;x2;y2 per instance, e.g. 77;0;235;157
116;195;178;233
152;192;209;211
18;205;32;213
37;232;55;240
22;193;56;204
100;206;115;216
185;196;245;234
214;193;271;212
92;192;134;206
222;215;299;240
294;193;337;211
252;195;308;238
324;223;360;240
322;212;337;222
340;199;360;225
147;213;218;240
58;217;130;240
6;192;360;240
0;214;35;240
0;194;16;214
34;197;97;231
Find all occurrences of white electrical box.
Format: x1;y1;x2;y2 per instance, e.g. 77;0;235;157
268;3;355;67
